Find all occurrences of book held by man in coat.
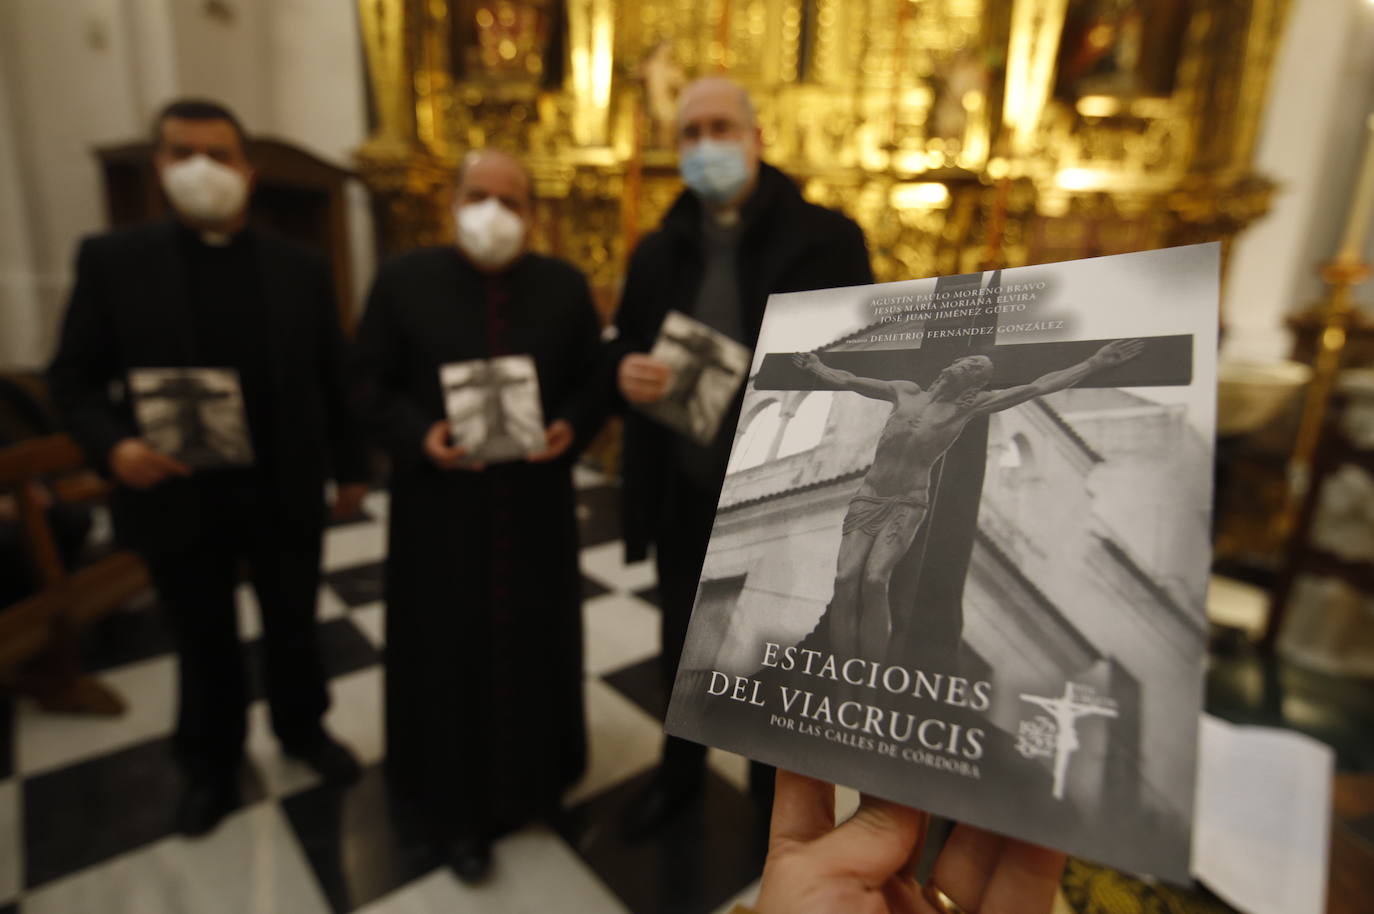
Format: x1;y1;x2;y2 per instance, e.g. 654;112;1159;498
128;367;254;468
637;310;751;446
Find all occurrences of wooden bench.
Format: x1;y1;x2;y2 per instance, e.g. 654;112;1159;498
0;434;147;708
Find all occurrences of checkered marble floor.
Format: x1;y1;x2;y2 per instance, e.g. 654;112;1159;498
0;469;769;914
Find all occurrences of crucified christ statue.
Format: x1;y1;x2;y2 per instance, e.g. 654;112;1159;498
791;337;1144;661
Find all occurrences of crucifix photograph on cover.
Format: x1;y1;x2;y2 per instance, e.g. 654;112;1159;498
637;309;751;445
665;243;1219;882
440;354;546;464
128;367;254;469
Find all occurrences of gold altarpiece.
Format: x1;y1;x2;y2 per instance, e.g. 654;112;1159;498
355;0;1290;315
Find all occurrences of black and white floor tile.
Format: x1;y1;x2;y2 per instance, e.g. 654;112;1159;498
0;473;769;914
14;469;1352;914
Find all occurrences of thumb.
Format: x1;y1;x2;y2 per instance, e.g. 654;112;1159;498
153;450;192;475
805;797;925;882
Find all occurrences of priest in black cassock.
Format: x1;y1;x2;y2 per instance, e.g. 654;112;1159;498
352;149;606;883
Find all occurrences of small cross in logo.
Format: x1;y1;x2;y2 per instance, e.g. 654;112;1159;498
1019;683;1118;800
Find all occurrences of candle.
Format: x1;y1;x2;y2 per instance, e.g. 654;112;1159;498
1337;112;1374;264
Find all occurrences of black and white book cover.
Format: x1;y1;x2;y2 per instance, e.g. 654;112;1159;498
128;367;254;468
440;355;545;464
638;310;751;445
665;244;1219;881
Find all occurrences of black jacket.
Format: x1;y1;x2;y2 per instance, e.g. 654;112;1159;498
47;220;367;552
611;163;874;560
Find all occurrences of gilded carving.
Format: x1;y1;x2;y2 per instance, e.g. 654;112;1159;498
355;0;1291;305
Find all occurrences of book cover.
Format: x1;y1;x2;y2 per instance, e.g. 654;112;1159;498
638;310;751;445
128;367;254;469
440;355;545;464
664;244;1219;881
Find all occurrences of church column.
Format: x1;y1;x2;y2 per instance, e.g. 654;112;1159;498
566;0;616;147
355;0;454;255
0;36;42;368
764;390;805;463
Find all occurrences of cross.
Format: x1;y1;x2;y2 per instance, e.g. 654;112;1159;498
136;373;237;463
1019;682;1120;800
755;270;1194;667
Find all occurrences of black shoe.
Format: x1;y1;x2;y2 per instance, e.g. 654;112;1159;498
176;776;239;838
284;734;362;785
618;774;703;842
449;836;492;884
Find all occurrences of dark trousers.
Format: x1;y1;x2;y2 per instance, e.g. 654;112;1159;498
142;484;328;782
656;472;773;800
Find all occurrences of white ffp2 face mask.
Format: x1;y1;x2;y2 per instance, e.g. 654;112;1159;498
454;197;527;270
160;154;250;225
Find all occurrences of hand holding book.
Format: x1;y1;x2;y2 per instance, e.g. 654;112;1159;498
618;353;673;404
331;482;369;520
109;438;192;489
423;420;485;471
526;419;574;463
750;771;1064;914
632;311;751;445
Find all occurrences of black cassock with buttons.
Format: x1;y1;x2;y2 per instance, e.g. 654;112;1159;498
352;247;606;841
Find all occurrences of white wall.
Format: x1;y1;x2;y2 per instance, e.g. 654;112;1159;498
1223;0;1374;362
0;0;374;369
0;46;42;364
0;0;148;366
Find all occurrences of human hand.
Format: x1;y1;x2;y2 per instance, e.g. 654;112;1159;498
618;353;672;404
527;419;574;463
422;420;485;471
792;352;823;373
754;770;1066;914
109;438;191;489
1090;338;1145;370
331;482;368;520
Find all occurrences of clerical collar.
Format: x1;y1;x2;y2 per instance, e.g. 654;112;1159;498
173;219;245;248
711;208;741;228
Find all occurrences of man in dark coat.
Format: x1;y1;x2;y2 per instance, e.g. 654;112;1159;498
351;149;605;882
47;99;368;836
610;77;874;838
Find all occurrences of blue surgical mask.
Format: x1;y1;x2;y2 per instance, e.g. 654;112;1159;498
680;139;751;204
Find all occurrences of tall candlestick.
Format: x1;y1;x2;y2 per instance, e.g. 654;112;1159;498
1337;112;1374;264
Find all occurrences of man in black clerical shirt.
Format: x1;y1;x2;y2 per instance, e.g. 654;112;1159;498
610;78;874;838
48;99;368;837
